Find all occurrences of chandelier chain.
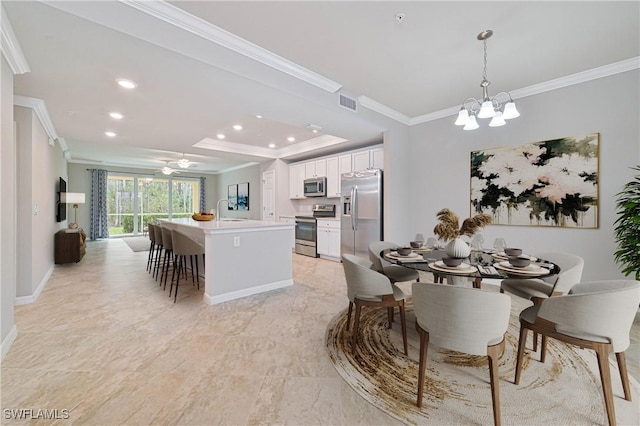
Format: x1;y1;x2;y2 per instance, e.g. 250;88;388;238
482;38;488;82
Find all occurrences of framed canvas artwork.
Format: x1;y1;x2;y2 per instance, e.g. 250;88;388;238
228;184;238;210
470;133;599;228
237;182;249;210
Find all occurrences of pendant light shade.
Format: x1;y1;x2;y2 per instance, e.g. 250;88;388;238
489;111;506;127
502;101;520;119
463;115;479;130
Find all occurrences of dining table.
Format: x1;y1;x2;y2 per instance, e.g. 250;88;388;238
382;247;561;288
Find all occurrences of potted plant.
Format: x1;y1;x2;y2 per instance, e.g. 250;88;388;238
614;166;640;280
434;209;492;258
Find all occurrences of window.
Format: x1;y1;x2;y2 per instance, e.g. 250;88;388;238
107;174;200;236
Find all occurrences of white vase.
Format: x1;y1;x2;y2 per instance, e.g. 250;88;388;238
445;238;471;259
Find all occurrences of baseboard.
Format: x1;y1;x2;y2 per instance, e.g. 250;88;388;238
0;324;17;361
204;279;294;305
15;263;54;305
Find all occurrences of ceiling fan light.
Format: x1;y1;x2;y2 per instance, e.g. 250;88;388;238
463;115;479;130
177;158;190;168
502;101;520;119
489;111;506;127
477;100;496;118
454;108;470;126
161;167;173;175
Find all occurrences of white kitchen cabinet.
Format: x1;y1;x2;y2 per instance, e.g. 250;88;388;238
326;157;340;198
289;164;305;199
305;159;327;178
352;151;370;172
352;148;384;172
317;219;341;260
339;154;352;175
280;216;296;250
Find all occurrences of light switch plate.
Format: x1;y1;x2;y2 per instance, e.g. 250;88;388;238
233;236;240;247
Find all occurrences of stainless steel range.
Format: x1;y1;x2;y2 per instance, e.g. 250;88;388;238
295;204;336;257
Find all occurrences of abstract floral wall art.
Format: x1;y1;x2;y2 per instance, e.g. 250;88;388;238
470;133;599;228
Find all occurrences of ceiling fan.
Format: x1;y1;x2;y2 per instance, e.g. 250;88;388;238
174;153;196;169
156;160;181;175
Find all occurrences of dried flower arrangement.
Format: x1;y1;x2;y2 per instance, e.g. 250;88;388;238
433;209;492;241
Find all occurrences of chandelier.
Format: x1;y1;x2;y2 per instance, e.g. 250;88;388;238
455;30;520;130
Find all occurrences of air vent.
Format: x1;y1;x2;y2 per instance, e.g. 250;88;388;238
339;94;357;111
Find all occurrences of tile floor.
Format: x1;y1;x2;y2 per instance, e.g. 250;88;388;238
1;239;639;425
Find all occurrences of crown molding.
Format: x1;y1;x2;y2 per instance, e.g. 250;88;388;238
410;56;640;126
120;0;342;94
358;96;411;125
14;96;59;144
1;6;30;74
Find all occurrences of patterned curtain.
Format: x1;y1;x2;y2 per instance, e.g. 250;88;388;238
199;177;206;212
89;169;109;240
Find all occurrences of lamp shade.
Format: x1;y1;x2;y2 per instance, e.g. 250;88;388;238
477;100;496;118
454;108;470;126
489;112;506;127
502;101;520;119
463;115;479;130
60;192;85;204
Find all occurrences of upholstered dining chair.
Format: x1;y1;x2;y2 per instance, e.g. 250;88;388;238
169;229;205;303
514;280;640;426
369;241;420;284
412;282;511;426
160;226;176;290
500;252;584;351
341;254;408;355
152;224;165;281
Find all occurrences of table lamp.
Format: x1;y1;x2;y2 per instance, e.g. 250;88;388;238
60;192;85;229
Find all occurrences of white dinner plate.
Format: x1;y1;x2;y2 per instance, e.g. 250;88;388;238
494;261;548;275
388;251;420;259
493;252;538;262
428;261;476;274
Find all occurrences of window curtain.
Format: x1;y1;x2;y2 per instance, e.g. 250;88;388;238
89;169;109;240
199;177;206;212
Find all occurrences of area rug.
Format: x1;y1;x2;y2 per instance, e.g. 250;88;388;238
326;296;640;425
123;237;150;252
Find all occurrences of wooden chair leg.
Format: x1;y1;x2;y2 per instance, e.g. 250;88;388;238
487;340;504;426
540;335;549;363
352;303;362;352
594;343;616;426
399;303;408;356
416;328;429;408
387;307;394;327
346;302;353;331
616;352;632;401
514;323;529;385
533;331;538;352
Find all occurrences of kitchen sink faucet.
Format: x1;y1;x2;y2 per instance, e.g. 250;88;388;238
216;199;229;222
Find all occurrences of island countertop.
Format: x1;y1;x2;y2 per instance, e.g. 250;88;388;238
162;218;293;234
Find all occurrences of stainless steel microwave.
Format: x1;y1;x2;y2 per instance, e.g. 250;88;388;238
303;177;326;197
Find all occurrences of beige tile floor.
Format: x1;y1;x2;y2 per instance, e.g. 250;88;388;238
1;239;638;425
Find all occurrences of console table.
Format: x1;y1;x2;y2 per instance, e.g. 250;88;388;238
55;229;87;264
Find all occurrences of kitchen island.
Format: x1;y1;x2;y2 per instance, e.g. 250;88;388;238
159;218;294;305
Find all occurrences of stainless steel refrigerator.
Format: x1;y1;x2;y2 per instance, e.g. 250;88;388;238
341;169;383;260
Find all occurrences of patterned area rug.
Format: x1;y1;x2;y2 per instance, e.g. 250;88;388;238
326;296;640;425
123;237;150;252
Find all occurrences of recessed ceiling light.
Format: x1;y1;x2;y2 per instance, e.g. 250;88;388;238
217;133;225;139
233;124;243;130
105;131;117;137
256;115;263;119
116;78;137;89
287;136;296;142
268;143;276;148
109;112;123;119
311;129;318;133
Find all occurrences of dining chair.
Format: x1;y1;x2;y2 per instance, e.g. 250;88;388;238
412;282;511;426
341;254;408;355
152;224;165;281
514;280;640;426
411;283;511;425
159;226;176;290
169;229;205;303
369;241;420;284
500;252;584;350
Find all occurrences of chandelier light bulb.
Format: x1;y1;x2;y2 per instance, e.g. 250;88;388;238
463;115;479;130
177;158;190;168
502;101;520;119
489;111;506;127
161;167;173;175
478;101;496;118
455;108;470;126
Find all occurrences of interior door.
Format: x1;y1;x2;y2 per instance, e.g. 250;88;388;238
262;170;275;221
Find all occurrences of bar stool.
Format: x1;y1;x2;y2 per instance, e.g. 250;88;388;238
169;229;205;303
160;226;176;290
152;224;165;281
147;224;157;273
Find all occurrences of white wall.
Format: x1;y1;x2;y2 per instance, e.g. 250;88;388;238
215;164;261;219
1;56;17;359
405;70;640;281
